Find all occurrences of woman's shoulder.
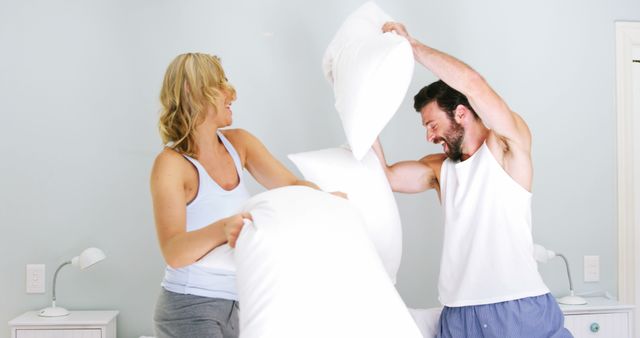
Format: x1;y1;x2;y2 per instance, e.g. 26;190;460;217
220;128;264;165
150;148;197;199
221;128;261;150
152;147;191;174
221;128;254;142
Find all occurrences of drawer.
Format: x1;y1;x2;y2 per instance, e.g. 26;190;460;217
564;312;630;337
16;329;102;338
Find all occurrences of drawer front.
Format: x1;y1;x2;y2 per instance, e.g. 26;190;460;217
16;329;102;338
564;312;630;337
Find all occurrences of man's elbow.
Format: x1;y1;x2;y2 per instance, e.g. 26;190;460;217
464;71;488;97
386;171;403;192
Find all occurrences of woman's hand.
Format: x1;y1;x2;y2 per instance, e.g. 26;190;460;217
223;212;253;248
330;191;348;199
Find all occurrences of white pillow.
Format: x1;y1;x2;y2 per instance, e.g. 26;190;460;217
322;2;414;159
235;186;421;338
408;307;443;338
288;146;403;284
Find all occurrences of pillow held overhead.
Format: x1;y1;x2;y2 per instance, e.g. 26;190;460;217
322;2;414;159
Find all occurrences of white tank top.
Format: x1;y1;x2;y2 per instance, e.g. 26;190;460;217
161;131;251;300
438;142;549;307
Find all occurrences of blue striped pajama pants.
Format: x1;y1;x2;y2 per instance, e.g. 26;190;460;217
437;293;573;338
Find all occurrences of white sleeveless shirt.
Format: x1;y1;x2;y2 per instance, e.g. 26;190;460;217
438;142;549;307
161;131;251;300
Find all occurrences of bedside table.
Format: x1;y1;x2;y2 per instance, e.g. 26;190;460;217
8;311;118;338
560;297;633;337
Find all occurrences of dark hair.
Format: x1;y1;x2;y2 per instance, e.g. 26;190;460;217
413;80;478;120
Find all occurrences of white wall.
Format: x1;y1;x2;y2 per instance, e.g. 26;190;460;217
1;0;638;337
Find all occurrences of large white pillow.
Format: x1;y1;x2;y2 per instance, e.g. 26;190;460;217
235;186;421;338
322;2;414;159
408;307;442;338
288;146;402;284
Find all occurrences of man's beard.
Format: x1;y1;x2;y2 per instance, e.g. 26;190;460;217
438;121;464;161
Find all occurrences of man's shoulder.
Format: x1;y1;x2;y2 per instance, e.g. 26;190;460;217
420;153;447;166
485;130;532;163
419;153;446;190
486;130;533;191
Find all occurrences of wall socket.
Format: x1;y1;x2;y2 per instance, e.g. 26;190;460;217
584;255;600;282
26;264;45;294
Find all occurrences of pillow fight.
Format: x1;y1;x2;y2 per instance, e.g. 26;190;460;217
150;2;573;337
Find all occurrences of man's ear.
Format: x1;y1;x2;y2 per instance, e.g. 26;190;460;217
454;104;467;124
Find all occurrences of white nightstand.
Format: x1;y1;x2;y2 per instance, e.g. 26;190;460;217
560;297;634;337
8;311;118;338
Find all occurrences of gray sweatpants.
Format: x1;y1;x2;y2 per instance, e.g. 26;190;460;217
154;289;239;338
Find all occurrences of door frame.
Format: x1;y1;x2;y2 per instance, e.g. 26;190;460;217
616;21;640;332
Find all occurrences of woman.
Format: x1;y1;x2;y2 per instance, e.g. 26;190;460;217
150;53;321;338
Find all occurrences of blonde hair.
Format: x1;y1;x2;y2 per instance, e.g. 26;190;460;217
158;53;236;157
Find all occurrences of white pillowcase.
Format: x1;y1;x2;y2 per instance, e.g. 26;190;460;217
322;1;414;159
235;186;421;338
408;307;443;338
288;146;402;284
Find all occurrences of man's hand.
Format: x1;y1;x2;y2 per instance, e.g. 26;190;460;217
382;22;415;44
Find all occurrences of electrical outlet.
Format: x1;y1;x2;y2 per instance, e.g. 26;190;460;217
26;264;45;294
584;255;600;282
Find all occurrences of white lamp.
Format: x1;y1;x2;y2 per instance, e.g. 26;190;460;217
533;244;587;305
39;247;106;317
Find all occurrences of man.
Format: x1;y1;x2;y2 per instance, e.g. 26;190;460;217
374;22;572;337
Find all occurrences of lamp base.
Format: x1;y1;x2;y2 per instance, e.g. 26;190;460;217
558;295;588;305
39;306;70;317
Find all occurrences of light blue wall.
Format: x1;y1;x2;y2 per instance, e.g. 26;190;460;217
1;1;638;337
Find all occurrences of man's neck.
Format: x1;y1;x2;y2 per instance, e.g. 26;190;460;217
460;123;490;161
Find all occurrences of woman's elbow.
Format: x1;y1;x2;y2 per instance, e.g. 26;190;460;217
293;179;319;190
161;245;190;269
165;256;190;269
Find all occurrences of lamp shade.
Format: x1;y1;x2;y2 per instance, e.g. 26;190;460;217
533;244;556;263
71;247;106;270
533;243;587;305
39;247;107;317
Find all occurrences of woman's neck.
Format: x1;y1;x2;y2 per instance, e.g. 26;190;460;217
194;121;224;158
